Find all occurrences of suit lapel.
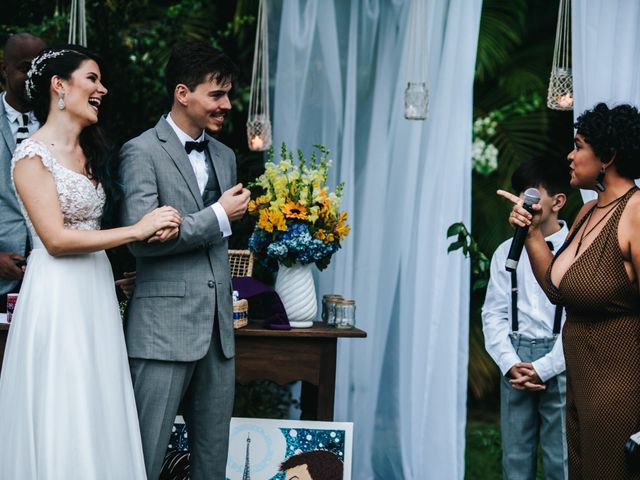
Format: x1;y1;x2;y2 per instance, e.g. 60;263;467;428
155;117;204;209
0;96;16;153
205;136;228;193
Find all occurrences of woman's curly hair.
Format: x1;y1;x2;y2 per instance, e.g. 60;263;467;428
575;103;640;179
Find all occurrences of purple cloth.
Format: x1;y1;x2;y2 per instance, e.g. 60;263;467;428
232;277;291;330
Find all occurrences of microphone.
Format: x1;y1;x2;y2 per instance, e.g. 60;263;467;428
505;187;541;272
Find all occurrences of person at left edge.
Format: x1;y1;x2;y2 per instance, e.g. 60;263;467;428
0;33;46;312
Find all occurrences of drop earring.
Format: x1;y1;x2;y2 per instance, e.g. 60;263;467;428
595;165;606;192
57;92;65;110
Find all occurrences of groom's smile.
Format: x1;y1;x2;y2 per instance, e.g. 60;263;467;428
184;77;232;135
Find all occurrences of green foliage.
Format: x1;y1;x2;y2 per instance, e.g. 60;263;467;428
465;421;545;480
447;222;490;291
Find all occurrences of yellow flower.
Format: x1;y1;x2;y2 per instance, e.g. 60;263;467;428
256;194;270;205
315;229;327;241
307;205;320;223
257;209;274;232
282;202;308;220
269;209;288;231
248;200;259;213
334;211;350;240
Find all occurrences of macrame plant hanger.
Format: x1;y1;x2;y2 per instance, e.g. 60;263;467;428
547;0;573;110
247;0;272;151
404;0;429;120
68;0;87;46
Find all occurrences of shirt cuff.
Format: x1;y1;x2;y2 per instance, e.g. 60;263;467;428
211;202;231;238
498;352;521;377
531;357;554;383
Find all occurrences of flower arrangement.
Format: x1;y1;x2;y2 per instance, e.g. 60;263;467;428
247;143;350;271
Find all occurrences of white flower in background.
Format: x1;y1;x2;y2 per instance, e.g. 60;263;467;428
472;114;499;176
472;138;499;176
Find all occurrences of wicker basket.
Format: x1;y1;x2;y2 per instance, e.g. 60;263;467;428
229;249;254;277
229;250;254;329
233;298;249;329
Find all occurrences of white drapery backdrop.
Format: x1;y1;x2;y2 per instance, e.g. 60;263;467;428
270;0;482;477
572;0;640;201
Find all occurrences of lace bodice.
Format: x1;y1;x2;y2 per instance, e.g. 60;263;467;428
11;139;106;240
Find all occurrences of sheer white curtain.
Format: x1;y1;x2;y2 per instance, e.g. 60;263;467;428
270;1;482;478
572;0;640;201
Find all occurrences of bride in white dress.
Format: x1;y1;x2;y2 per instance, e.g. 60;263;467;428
0;46;181;479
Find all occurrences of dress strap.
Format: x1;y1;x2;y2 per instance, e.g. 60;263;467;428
607;186;638;231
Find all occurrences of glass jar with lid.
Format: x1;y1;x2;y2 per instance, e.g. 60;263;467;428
335;299;356;329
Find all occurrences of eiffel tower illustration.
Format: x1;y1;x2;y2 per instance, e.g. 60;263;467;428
241;433;252;480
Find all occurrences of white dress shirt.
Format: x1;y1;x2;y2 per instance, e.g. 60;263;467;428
482;221;568;382
2;93;39;139
166;114;231;238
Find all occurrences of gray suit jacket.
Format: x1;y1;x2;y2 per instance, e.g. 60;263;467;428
0;94;29;295
119;116;236;362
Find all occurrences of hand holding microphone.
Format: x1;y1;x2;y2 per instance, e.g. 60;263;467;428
496;187;542;272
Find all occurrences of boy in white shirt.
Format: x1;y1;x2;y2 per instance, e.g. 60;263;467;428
482;158;570;480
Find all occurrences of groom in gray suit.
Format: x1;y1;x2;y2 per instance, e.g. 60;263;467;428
0;33;45;311
119;42;250;479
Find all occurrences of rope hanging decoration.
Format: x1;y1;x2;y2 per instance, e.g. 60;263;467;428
547;0;573;110
68;0;87;46
247;0;272;151
404;0;429;120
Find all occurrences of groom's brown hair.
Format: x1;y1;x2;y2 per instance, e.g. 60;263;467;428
165;41;238;104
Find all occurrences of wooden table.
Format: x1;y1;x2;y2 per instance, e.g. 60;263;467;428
0;321;366;421
235;322;366;421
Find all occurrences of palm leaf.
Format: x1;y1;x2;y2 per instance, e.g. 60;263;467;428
475;0;527;82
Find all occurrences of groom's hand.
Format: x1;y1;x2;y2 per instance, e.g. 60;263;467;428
115;271;136;298
148;226;180;243
219;183;251;221
0;252;25;280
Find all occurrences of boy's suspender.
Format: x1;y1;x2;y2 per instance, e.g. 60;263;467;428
510;241;563;335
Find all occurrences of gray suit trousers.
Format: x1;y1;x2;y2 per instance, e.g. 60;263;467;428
129;322;235;480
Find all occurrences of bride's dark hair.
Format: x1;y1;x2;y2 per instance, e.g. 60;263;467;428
26;45;115;213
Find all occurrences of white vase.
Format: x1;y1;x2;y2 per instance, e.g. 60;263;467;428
275;262;317;328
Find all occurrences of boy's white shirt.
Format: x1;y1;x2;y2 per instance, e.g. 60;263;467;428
482;221;568;382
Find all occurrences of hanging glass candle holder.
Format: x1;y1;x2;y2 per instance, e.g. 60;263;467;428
403;0;429;120
547;67;573;110
247;114;272;152
247;0;271;151
404;82;429;120
547;0;573;111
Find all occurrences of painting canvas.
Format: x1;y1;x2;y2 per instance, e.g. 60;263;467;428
225;417;353;480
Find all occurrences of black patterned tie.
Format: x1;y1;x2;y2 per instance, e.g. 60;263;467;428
16;114;29;145
185;140;208;154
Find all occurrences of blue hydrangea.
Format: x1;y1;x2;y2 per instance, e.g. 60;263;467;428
249;221;341;269
267;242;289;260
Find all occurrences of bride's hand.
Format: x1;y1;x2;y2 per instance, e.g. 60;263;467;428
496;189;542;233
147;226;180;243
135;206;181;241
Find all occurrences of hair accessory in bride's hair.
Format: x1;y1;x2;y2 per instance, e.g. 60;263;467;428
25;49;71;101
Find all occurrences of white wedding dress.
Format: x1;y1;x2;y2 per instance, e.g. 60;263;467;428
0;139;147;479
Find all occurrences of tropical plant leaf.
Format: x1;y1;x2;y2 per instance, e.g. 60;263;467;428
475;0;527;82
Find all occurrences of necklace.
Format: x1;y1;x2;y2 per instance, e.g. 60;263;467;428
574;193;627;257
595;186;637;208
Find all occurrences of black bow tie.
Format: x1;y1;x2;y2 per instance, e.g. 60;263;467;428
185;140;208;154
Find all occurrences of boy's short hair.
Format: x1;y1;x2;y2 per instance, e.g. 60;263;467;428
165;41;239;100
511;156;571;196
